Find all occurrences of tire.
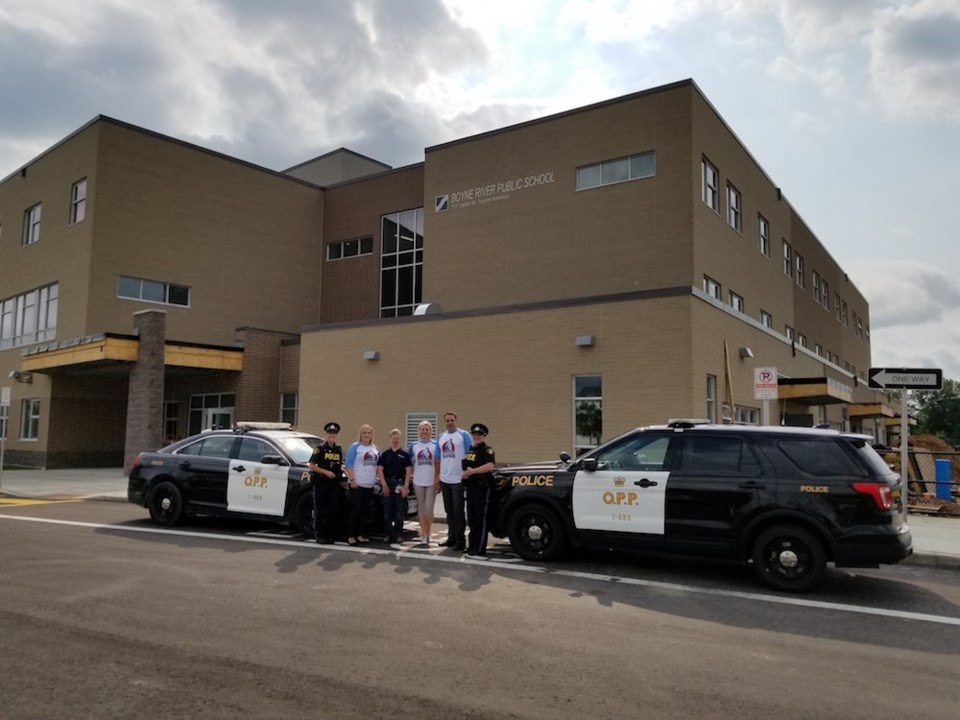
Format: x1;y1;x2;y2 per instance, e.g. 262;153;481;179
508;503;566;562
751;524;827;593
148;481;184;526
293;492;315;538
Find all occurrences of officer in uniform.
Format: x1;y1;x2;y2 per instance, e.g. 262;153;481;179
307;422;343;543
461;423;496;557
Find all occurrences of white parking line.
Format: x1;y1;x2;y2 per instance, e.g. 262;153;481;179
3;512;959;627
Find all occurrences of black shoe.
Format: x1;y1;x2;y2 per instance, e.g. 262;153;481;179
453;544;466;552
438;539;454;547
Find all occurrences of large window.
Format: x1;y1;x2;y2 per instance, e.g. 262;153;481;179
22;204;41;246
380;208;423;318
576;151;655;190
188;393;235;435
71;179;87;224
280;393;298;425
701;158;719;212
118;276;190;307
20;398;40;440
758;214;770;257
574;376;602;456
327;236;373;261
726;184;742;231
0;283;58;350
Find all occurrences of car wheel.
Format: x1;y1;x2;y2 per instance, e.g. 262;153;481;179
751;524;826;593
148;481;184;526
508;503;566;561
293;492;314;538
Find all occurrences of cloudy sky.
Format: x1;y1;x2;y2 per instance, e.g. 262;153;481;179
2;0;959;376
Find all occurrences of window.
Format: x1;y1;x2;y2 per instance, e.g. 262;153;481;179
812;271;821;304
726;184;742;231
595;433;670;471
164;401;179;444
785;325;795;341
782;241;793;277
237;438;274;462
576;151;655;190
798;333;808;348
777;438;865;477
70;179;87;224
706;375;717;423
574;376;602;455
117;276;190;307
842;300;848;326
758;215;770;257
20;398;40;440
760;310;773;328
701;158;719;212
280;393;298;425
735;407;760;426
0;404;7;440
22;204;41;246
729;291;744;313
327;236;373;261
179;435;235;459
796;254;805;288
815;344;823;357
703;275;721;300
835;293;841;321
0;283;58;349
822;281;830;310
188;393;235;435
380;208;423;318
857;316;864;339
679;435;760;474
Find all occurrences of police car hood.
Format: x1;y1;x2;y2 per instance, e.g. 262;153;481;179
498;460;571;473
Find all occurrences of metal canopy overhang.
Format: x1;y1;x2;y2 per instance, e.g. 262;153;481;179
848;402;896;419
19;335;243;376
777;376;853;405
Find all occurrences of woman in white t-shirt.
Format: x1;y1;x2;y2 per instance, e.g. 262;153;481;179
408;420;440;545
344;424;379;545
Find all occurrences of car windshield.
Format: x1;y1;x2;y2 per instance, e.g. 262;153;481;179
276;435;323;464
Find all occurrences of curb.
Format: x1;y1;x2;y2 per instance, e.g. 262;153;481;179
903;552;960;572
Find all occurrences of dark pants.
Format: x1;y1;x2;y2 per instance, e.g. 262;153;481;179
382;477;408;541
465;483;491;555
348;486;376;538
440;482;465;547
313;479;341;540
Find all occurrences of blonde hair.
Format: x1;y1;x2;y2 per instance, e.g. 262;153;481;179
389;428;402;437
418;420;434;432
357;424;374;443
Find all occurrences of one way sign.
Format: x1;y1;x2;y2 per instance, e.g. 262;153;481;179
868;367;942;390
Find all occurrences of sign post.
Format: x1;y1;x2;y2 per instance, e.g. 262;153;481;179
754;367;778;426
0;386;9;489
867;367;944;515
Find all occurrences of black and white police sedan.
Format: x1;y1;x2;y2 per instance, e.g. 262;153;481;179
490;421;912;592
128;423;323;536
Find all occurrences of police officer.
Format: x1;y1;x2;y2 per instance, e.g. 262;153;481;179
307;422;343;544
462;423;496;557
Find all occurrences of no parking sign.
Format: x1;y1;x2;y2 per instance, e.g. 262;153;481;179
754;367;778;400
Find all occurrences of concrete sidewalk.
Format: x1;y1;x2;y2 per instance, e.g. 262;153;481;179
1;467;958;570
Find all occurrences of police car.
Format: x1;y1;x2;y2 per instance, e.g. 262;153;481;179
490;420;912;592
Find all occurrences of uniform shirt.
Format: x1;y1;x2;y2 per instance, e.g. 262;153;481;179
378;447;412;481
438;428;472;485
344;442;380;488
309;442;343;482
462;442;496;485
409;440;439;487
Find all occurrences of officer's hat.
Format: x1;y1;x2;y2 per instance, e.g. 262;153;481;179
470;423;489;436
324;422;341;434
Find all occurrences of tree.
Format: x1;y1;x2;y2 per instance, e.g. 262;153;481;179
913;379;960;446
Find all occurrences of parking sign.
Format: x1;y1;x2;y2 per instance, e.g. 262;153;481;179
754;367;778;400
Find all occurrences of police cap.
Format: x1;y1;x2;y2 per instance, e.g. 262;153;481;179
470;423;488;436
324;422;341;434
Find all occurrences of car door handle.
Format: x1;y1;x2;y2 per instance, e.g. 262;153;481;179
178;461;191;469
234;465;246;473
634;478;658;488
738;481;766;489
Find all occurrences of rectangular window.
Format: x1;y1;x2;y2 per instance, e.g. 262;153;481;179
796;254;805;288
815;344;823;357
0;404;7;440
703;275;721;300
117;276;190;307
857;316;864;339
188;393;235;436
822;280;830;310
758;215;770;257
729;291;744;313
726;184;742;231
20;398;40;440
574;376;602;455
735;406;760;426
706;375;717;423
835;293;841;321
812;271;821;304
760;310;773;328
785;325;795;341
71;178;87;224
0;283;58;349
380;208;423;318
782;241;793;277
576;151;655;190
164;401;179;444
701;158;719;212
842;300;848;326
327;236;373;261
22;204;41;246
798;333;808;348
280;393;298;426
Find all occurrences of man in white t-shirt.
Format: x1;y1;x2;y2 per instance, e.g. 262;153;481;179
436;411;471;551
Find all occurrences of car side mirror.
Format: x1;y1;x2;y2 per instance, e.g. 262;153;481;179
260;454;287;466
559;451;572;464
581;457;597;472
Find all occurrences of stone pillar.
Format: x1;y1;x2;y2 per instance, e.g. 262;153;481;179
124;310;166;472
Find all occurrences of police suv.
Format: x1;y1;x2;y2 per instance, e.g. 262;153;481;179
490;421;912;592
